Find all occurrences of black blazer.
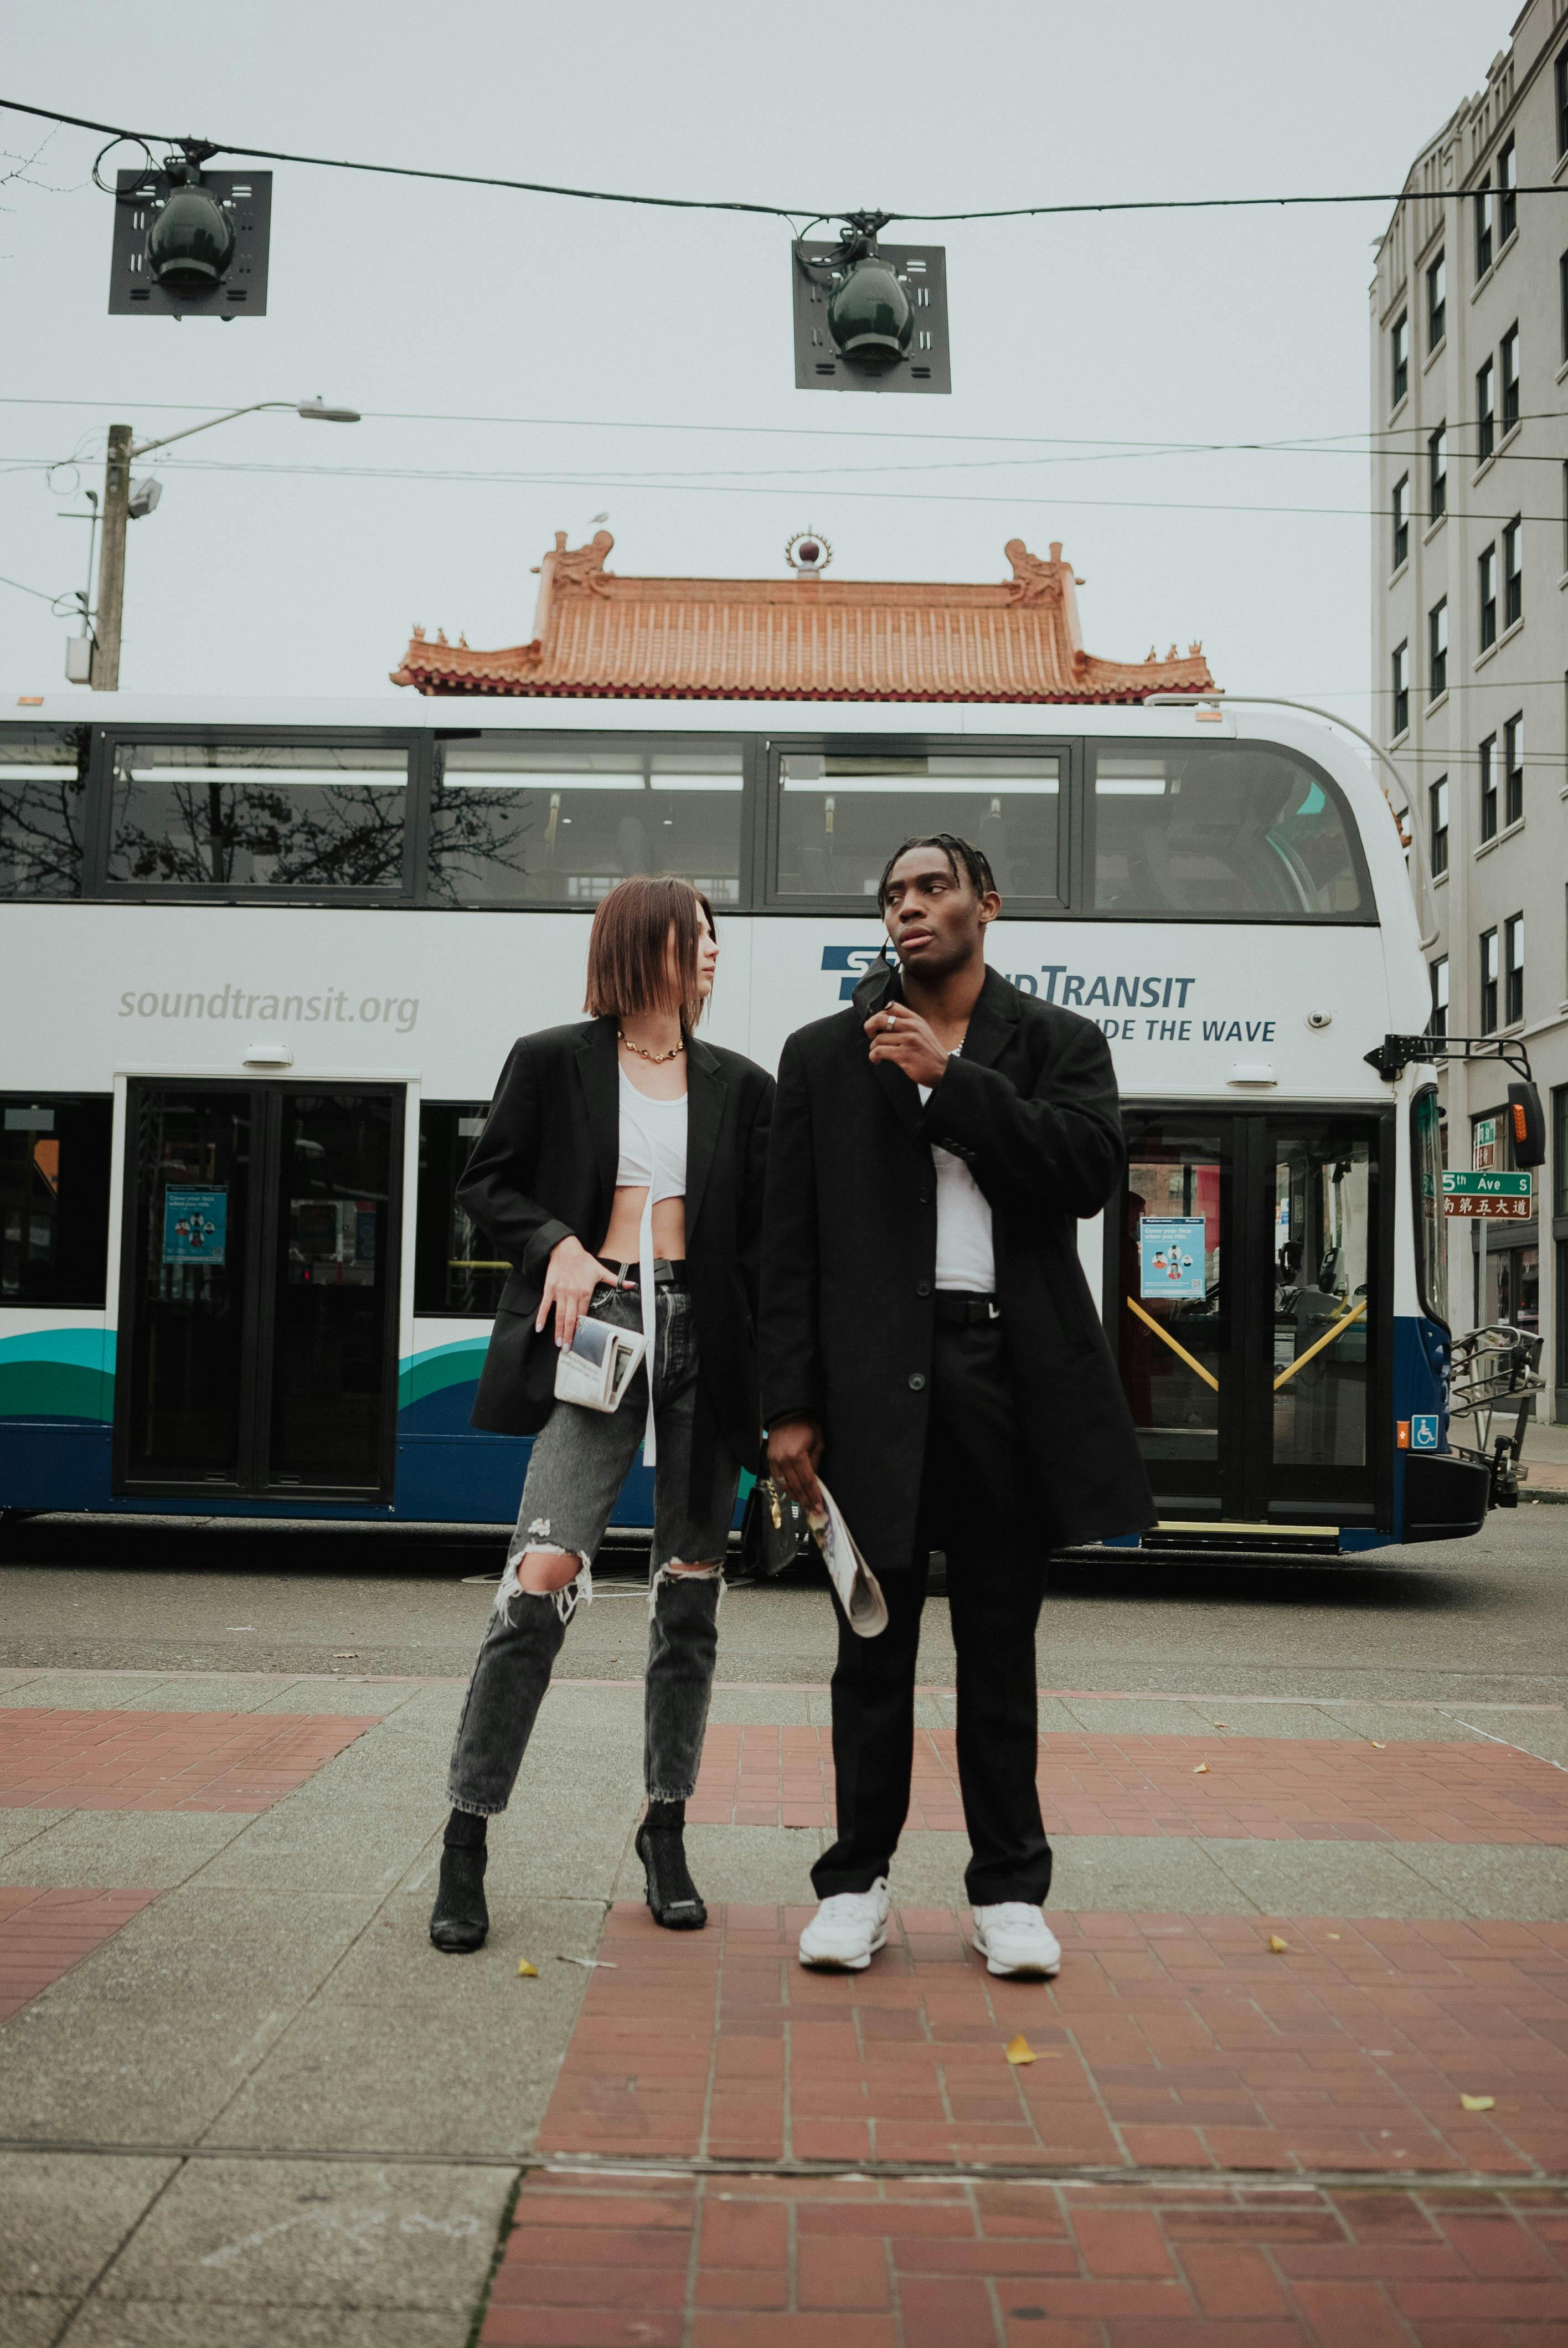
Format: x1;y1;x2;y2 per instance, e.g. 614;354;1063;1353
759;961;1156;1571
459;1017;775;1477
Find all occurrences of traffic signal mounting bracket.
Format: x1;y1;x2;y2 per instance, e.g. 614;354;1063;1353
791;238;950;393
107;168;272;317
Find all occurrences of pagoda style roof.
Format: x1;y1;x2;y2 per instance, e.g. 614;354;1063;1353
390;532;1216;704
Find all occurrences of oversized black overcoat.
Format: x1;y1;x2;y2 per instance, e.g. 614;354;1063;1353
458;1016;774;1479
759;960;1156;1570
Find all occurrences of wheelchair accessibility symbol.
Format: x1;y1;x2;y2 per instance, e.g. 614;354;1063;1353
1409;1414;1440;1450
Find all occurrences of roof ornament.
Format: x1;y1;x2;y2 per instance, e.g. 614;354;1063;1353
785;529;832;574
1002;538;1062;607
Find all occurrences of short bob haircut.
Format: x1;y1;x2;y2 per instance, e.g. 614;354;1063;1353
584;876;716;1031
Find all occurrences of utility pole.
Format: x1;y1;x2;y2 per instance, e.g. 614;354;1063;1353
91;425;132;692
80;401;358;692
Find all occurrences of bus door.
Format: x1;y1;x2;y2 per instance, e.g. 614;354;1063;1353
115;1081;403;1501
1111;1108;1389;1537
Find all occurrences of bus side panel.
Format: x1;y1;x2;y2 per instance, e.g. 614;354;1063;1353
0;1320;115;1509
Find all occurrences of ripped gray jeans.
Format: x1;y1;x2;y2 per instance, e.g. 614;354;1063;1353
446;1283;741;1815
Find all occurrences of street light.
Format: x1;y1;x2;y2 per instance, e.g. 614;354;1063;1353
86;398;359;689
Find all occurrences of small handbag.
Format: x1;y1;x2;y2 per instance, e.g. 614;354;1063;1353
553;1315;646;1413
739;1474;804;1578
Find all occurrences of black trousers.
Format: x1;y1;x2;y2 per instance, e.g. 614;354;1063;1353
811;1315;1051;1907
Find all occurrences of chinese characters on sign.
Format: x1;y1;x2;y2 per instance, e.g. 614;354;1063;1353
1442;1169;1531;1222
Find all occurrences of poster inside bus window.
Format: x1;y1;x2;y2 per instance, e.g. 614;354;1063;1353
163;1187;226;1265
1138;1216;1205;1299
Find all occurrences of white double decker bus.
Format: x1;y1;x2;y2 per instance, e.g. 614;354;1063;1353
0;690;1502;1551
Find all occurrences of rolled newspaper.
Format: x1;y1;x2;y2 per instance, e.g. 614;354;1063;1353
808;1480;889;1639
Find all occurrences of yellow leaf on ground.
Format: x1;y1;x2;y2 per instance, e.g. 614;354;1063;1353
1193;1762;1209;1775
1370;1741;1388;1750
1004;2035;1036;2066
1327;1933;1341;1941
1268;1935;1290;1954
1459;2093;1495;2113
517;1959;539;1978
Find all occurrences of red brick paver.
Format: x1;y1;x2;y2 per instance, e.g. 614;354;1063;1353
689;1726;1568;1845
538;1904;1568;2177
0;1884;159;2021
482;2170;1568;2345
0;1709;379;1812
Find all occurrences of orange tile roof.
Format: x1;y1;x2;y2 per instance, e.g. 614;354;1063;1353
390;532;1216;704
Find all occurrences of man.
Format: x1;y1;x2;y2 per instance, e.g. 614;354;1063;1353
761;833;1154;1979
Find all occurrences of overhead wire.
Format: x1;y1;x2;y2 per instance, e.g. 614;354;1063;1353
7;94;1568;223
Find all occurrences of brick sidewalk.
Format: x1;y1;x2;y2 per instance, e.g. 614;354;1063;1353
689;1725;1568;1844
0;1708;379;1811
0;1885;158;2022
483;2169;1568;2346
538;1903;1568;2176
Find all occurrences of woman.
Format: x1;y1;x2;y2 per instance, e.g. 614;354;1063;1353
431;875;773;1952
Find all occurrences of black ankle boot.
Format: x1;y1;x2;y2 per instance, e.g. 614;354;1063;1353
636;1816;707;1930
430;1842;488;1953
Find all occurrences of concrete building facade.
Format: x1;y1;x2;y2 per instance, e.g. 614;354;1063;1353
1371;0;1568;1417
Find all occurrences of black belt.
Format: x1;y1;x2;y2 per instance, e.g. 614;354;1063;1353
611;1257;687;1291
933;1291;1000;1326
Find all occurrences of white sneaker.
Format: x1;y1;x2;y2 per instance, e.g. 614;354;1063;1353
972;1903;1062;1978
798;1880;891;1970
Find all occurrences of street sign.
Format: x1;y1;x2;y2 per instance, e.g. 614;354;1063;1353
1473;1116;1498;1171
1443;1169;1532;1219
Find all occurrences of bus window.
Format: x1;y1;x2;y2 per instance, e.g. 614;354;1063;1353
107;742;409;890
1412;1085;1448;1326
430;741;742;906
0;728;89;899
776;753;1061;902
415;1105;509;1316
0;1095;112;1305
1094;745;1369;919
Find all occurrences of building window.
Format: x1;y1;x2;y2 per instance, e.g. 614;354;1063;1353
1562;463;1568;574
1429;955;1449;1039
1501;325;1520;434
1429;774;1450;874
414;1105;510;1317
1391;310;1409;407
1561;253;1568;364
1477;357;1495;462
1427;251;1446;351
1499;136;1517;244
1480;733;1498;841
1428;599;1448;700
1505;913;1525;1026
1557;46;1568;157
1391;641;1410;737
1503;516;1523;628
0;1097;112;1306
1392;473;1410;570
1480;926;1499;1033
1479;543;1498;649
1504;714;1524;826
1428;425;1447;520
1476;174;1494;277
1554;1082;1568;1221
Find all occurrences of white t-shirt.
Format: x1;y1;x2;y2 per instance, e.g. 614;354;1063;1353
917;1069;996;1294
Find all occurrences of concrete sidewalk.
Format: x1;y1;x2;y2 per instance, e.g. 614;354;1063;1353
2;1531;1567;2342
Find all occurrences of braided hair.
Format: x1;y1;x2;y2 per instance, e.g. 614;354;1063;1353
875;832;997;912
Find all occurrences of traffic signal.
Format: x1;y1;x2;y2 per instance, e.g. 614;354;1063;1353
791;219;950;393
108;157;272;317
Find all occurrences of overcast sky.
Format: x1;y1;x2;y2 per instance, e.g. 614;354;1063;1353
0;1;1520;721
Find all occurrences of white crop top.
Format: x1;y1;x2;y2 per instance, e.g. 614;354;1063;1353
615;1069;689;1466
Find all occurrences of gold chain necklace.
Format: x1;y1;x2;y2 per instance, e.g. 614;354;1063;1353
617;1028;685;1064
